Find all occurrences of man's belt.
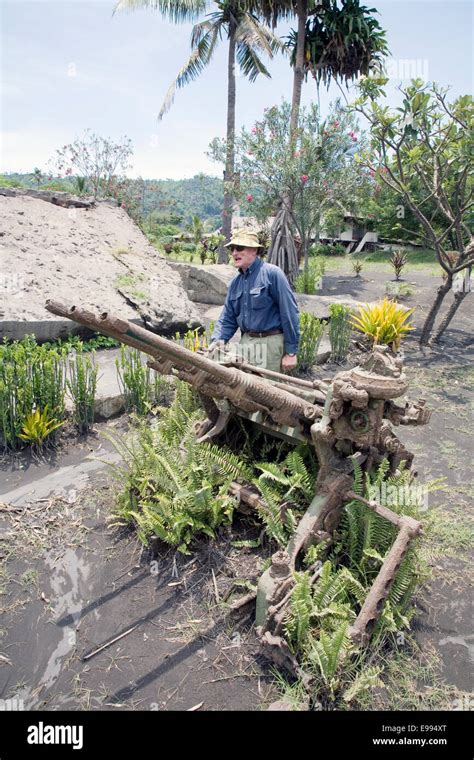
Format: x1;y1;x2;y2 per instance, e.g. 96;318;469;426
242;329;283;338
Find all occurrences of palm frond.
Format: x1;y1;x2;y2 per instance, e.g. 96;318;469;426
236;42;271;81
114;0;207;23
159;22;220;119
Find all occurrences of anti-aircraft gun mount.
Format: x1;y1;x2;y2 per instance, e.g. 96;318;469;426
45;300;431;669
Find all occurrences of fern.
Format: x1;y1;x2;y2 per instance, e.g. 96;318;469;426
307;621;351;694
343;666;383;704
107;392;248;553
284;572;313;652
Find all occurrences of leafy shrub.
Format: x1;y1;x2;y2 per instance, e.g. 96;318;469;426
0;174;24;188
385;281;414;300
0;336;66;450
43;333;119;353
67;348;98;434
311;243;346;257
295;257;325;294
298;313;325;371
116;346;157;416
328;304;352;362
352;259;363;277
39;180;74;192
350;298;414;352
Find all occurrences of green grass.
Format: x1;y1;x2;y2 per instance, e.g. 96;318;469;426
319;248;441;276
114;273;148;301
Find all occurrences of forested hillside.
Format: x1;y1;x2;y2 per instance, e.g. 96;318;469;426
1;172;223;229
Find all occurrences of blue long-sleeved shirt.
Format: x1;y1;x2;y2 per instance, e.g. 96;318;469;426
212;257;300;354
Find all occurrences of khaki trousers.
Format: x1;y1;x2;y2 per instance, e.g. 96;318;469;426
234;333;285;373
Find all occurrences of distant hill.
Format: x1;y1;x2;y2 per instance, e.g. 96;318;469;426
1;172;224;229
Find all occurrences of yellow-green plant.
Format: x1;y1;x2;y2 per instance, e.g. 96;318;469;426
18;405;64;449
351;298;415;352
174;327;208;352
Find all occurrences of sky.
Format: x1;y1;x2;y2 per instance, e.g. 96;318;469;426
1;0;473;180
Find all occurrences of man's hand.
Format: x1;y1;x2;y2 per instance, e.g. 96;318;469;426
281;353;298;372
206;340;226;357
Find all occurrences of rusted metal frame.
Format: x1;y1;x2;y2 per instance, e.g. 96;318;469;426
45;301;321;427
223;358;329;393
343;489;422;645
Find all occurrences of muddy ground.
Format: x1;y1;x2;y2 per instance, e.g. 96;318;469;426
0;268;472;711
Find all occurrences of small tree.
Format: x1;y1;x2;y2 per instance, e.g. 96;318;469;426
209;100;371;283
352;79;473;345
48;129;133;199
33;167;43;187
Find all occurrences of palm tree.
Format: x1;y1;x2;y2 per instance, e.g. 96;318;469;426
254;0;388;282
116;0;282;262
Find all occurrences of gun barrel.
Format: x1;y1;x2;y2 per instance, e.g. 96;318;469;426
45;300;322;425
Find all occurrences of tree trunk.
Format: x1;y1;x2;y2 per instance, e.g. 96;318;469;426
268;0;307;278
290;0;307;140
433;288;470;343
218;21;237;264
419;276;452;346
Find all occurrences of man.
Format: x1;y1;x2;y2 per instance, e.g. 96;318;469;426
210;230;299;372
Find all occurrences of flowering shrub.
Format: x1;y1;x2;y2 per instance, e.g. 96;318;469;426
208;101;372;271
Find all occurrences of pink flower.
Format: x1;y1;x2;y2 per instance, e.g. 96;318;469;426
251;127;257;135
352;136;358;142
333;120;340;127
301;175;309;183
246;194;253;202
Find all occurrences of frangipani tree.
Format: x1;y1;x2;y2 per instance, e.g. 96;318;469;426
209;99;371;282
352;77;474;346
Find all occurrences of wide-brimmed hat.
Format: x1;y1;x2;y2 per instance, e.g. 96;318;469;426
224;230;263;249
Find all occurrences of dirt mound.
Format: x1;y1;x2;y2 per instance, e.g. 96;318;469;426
0;192;202;341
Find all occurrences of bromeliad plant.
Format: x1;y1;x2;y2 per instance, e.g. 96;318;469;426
18;405;65;450
351;298;415;352
390;249;408;281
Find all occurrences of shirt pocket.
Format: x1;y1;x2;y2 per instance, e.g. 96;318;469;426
229;283;243;314
250;285;272;309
